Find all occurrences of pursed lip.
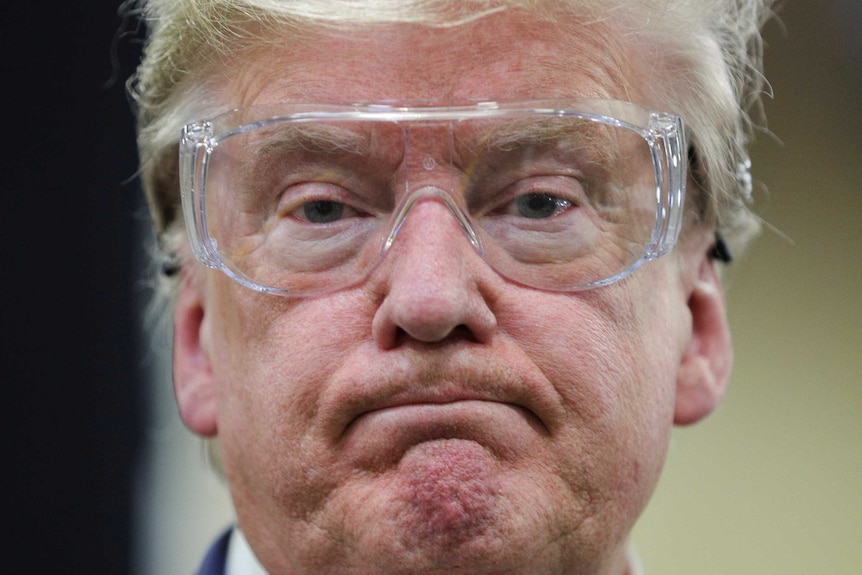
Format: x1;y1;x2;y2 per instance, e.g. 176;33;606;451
349;387;530;423
315;344;566;466
349;387;546;429
330;378;554;469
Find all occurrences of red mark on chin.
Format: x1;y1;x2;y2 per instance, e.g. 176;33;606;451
397;439;500;544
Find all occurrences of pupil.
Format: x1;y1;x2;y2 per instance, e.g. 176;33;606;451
517;193;559;219
303;200;344;223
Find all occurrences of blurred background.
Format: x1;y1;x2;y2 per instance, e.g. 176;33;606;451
3;1;859;573
633;2;862;572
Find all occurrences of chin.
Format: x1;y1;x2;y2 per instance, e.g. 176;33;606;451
315;439;596;575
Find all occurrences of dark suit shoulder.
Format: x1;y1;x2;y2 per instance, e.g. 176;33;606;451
195;527;233;575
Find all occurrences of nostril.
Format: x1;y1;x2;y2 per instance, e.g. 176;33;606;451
394;323;476;346
449;324;481;343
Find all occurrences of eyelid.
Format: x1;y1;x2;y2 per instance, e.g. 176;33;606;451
277;182;375;221
473;174;588;217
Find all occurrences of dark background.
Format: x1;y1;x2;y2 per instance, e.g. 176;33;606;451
2;3;145;573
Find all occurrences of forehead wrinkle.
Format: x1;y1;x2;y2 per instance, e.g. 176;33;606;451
222;8;644;110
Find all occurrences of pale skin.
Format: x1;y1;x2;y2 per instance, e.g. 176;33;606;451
171;9;732;575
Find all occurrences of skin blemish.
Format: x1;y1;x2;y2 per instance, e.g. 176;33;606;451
396;439;501;545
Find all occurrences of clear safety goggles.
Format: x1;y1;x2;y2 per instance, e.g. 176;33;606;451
179;98;685;296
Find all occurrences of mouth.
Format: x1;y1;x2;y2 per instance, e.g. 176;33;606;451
340;395;548;468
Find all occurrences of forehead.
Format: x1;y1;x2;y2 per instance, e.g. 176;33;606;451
222;9;643;109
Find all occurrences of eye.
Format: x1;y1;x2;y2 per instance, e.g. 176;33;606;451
474;174;586;222
510;192;572;219
278;182;368;224
297;200;348;223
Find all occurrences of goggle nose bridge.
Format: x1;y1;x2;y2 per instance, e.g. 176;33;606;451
380;119;484;258
381;186;485;257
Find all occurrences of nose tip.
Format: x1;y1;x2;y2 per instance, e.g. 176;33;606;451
381;295;473;344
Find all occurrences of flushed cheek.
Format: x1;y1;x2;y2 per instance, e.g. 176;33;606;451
210;282;365;400
207;292;298;414
499;283;679;507
558;277;678;407
503;291;657;423
222;287;430;517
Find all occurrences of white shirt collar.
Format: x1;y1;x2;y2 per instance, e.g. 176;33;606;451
225;528;268;575
627;544;647;575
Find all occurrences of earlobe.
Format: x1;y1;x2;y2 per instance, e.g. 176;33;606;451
173;273;219;437
674;255;733;426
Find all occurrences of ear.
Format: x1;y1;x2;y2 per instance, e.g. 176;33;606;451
173;273;218;437
674;254;733;426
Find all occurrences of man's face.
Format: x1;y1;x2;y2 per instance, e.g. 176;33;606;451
173;9;730;575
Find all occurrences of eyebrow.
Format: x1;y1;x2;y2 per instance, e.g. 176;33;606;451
454;116;624;178
233;114;627;189
250;122;375;159
236;120;405;184
463;115;616;151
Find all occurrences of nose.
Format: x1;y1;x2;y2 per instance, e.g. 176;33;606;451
371;191;498;349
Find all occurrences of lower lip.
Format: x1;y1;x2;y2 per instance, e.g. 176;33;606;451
340;400;543;467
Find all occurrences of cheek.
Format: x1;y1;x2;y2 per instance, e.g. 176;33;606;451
204;281;374;507
208;284;364;406
499;272;687;500
506;279;682;422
